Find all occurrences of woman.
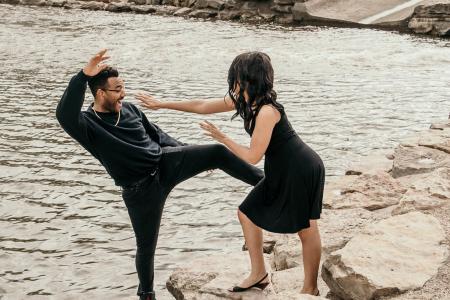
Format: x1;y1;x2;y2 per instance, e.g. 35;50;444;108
136;52;324;296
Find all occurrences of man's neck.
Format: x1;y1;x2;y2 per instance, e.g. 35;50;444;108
93;102;111;113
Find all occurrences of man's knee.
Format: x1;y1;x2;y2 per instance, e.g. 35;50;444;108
136;243;155;257
210;143;228;155
136;237;157;255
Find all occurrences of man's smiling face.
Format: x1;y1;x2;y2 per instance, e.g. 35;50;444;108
100;77;125;113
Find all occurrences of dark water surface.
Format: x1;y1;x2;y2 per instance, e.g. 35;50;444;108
0;4;449;299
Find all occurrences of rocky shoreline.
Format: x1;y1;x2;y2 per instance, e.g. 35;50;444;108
2;0;450;36
166;116;450;299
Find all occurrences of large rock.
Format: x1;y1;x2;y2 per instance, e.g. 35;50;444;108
20;0;45;5
322;212;448;300
325;172;406;211
154;5;178;14
391;190;446;215
292;2;309;21
168;257;329;299
47;0;66;7
403;167;450;200
392;167;450;215
418;128;450;154
0;0;20;4
274;0;294;4
80;1;105;10
276;14;294;24
168;271;217;300
408;4;450;36
105;1;132;12
167;253;274;300
206;0;224;9
391;145;449;178
62;0;81;9
195;0;224;9
173;7;192;16
271;4;292;13
129;0;146;4
319;207;393;254
272;234;301;271
323;175;358;208
243;231;279;254
270;292;328;299
258;10;276;21
240;12;261;22
240;1;257;11
271;266;329;297
345;151;394;175
430;119;450;130
162;0;175;5
272;208;392;271
188;9;217;18
130;4;156;13
218;10;241;20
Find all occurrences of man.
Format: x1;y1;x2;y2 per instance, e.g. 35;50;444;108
56;49;264;300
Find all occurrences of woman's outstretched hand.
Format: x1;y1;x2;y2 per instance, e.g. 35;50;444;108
135;92;162;110
200;121;227;143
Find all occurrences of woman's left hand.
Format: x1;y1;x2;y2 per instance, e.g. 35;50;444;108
200;121;227;143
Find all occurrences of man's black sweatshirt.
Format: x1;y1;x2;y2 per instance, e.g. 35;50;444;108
56;70;185;186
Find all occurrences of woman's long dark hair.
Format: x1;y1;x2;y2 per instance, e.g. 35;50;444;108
227;52;284;133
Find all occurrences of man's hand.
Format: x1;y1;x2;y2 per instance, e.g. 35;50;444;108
82;49;110;77
135;92;162;110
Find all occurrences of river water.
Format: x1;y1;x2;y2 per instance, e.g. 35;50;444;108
0;3;449;299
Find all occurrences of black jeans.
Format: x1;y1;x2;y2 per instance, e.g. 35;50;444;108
121;144;264;297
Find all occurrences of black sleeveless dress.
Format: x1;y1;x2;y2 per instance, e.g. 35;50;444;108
239;109;325;233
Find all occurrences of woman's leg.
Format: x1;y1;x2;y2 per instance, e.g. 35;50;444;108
298;219;321;295
236;209;268;287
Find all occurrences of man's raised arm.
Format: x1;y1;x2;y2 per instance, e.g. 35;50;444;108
56;49;110;142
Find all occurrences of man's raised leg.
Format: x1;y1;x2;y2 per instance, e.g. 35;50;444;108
166;144;264;188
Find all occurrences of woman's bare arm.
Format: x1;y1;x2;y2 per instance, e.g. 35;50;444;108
200;105;281;165
135;93;235;114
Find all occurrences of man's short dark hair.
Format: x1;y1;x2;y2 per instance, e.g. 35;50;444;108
87;67;119;97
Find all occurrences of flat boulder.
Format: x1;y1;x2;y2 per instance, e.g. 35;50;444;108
408;4;450;36
391;145;449;178
167;253;273;299
20;0;45;5
404;167;450;200
174;7;192;16
105;1;132;12
391;190;446;215
188;9;218;18
345;151;393;175
325;172;406;210
130;4;157;13
80;1;105;10
392;167;450;215
430;119;450;130
271;265;329;296
322;212;448;300
418;128;450;155
272;208;392;271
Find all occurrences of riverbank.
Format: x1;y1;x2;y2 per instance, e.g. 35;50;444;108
166;116;450;299
2;0;449;36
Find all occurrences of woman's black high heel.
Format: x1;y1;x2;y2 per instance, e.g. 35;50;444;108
229;273;269;292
